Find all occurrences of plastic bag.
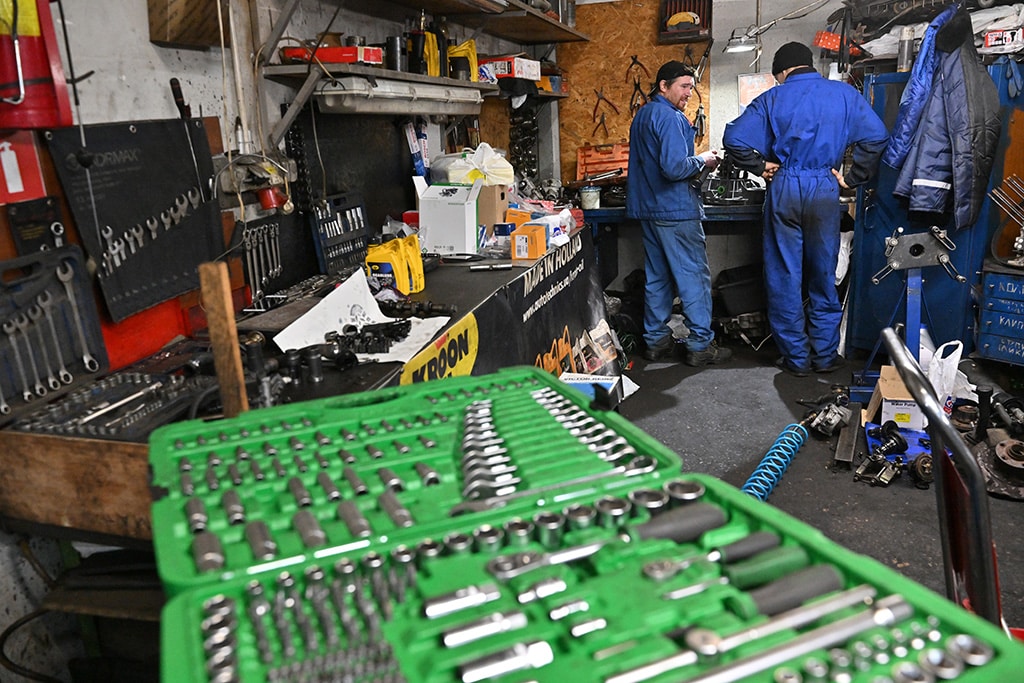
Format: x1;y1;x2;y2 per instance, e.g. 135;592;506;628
926;340;962;416
442;143;515;186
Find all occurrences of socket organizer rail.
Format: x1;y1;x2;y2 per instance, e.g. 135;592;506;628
151;368;1024;682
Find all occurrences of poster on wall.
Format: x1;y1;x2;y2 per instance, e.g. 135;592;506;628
400;229;620;386
738;73;776;113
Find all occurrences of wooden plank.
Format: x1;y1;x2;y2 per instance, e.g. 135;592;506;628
198;261;249;417
0;432;151;539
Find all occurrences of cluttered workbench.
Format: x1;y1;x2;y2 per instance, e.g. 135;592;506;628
0;230;613;544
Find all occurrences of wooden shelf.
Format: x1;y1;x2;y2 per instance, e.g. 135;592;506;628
381;0;588;44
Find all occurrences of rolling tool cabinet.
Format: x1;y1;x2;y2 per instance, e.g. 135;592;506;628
149;367;1024;682
976;258;1024;366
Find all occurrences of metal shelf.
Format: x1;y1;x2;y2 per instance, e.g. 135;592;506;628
381;0;588;44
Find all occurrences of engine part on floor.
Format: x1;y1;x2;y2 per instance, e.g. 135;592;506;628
715;311;770;349
909;451;935;489
951;401;979;432
741;421;809;501
853;421;909;487
972;428;1024;500
807;402;852;436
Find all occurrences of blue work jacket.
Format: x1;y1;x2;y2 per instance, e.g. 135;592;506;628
626;95;706;221
722;70;888;189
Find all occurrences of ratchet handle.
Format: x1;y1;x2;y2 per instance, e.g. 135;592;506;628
731;564;844;620
716;531;780;563
726;545;809;590
634;503;727;544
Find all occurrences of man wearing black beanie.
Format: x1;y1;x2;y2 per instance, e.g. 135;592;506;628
723;43;888;376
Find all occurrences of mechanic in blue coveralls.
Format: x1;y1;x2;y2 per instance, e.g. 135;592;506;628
627;61;731;367
723;42;888;377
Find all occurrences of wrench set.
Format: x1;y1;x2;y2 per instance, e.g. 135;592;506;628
0;247;107;421
309;193;370;276
149;368;1024;682
241;218;285;304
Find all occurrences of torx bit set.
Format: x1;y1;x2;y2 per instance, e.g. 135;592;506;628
150;368;1024;682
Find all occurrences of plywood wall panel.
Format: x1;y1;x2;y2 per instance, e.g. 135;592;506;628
557;0;711;182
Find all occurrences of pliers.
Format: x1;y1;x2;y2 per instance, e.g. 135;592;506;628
629;77;647;116
592;112;609;138
625;55;650;83
593;88;620;120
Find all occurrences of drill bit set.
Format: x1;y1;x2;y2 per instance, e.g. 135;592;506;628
149;368;1024;682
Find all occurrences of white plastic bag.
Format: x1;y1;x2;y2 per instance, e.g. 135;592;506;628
444;143;515;186
927;340;963;416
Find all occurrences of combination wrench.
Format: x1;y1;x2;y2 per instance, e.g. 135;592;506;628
56;261;100;373
37;291;73;384
2;320;35;402
13;314;48;397
26;306;61;391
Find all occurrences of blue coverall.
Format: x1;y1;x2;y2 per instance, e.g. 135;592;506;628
723;69;888;370
626;95;714;352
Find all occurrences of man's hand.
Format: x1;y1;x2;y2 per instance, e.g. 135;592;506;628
763;161;780;181
832;168;850;189
699;150;720;171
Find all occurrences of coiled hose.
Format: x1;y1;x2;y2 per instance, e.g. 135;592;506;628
742;422;809;501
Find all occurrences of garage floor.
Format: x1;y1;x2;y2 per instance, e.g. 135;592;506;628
618;341;1024;631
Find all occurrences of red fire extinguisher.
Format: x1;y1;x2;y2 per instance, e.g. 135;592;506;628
1;0;73;129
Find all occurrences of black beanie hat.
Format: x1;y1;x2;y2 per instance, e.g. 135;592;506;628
771;42;813;76
654;61;694;87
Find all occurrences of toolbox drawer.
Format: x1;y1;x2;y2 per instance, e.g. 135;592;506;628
978;308;1024;339
982;270;1024;302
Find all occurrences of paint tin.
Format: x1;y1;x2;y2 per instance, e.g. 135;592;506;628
580;185;601;210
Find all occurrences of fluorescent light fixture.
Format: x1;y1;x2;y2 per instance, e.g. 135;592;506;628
316;77;484;116
459;0;508;13
724;28;760;53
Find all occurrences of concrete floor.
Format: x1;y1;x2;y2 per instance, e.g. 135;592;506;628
619;342;1024;630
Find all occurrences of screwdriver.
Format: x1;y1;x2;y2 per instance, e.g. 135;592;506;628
487;502;728;580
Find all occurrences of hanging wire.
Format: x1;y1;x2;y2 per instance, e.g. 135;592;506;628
742;422;809;500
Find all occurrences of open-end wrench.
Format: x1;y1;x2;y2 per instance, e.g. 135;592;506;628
27;306;61;391
0;379;9;415
56;261;100;373
146;217;159;240
124;229;137;255
187;187;200;209
271;224;282;276
160;210;173;230
131;225;145;251
243;232;259;300
37;291;73;384
100;224;115;253
172;195;188;224
2;320;35;402
13;314;47;397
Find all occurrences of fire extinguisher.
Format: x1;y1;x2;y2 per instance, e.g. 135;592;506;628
1;0;73;129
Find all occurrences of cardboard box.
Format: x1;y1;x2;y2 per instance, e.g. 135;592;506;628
478;185;509;236
863;365;928;431
505;207;534;228
511;223;547;260
415;179;482;255
480;56;542;81
147;0;228;49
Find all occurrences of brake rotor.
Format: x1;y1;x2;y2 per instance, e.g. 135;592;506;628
994;439;1024;471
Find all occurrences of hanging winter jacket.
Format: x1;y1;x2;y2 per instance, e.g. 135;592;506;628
891;9;1001;230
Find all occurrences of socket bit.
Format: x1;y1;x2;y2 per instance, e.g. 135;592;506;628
288;476;313;507
343;467;369;495
504;519;534;546
337;500;372;538
293;510;327;548
414;462;441;486
245;520;277;561
192;531;225;572
317;471;341;501
221;489;246;525
186;498;208;532
379;490;414;528
377;467;404;491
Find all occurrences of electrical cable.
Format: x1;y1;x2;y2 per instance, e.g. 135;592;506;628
0;610;62;683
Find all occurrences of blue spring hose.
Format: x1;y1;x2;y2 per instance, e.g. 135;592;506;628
741;423;809;501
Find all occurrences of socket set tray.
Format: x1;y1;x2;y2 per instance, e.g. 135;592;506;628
151;367;1024;682
308;192;369;276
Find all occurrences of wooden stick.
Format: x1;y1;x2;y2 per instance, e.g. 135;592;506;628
198;261;249;417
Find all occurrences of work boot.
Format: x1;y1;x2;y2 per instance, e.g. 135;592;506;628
814;355;847;374
775;357;810;377
643;337;679;362
685;341;732;367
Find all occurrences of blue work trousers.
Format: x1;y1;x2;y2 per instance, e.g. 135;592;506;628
641;219;714;351
764;171;842;369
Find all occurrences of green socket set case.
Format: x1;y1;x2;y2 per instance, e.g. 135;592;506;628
151;367;1024;682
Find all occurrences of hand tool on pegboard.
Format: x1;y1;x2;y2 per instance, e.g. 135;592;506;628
624;55;650;83
592;88;620;121
169;78;207;202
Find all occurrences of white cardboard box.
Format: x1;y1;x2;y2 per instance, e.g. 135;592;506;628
480;55;542;81
414;178;482;255
863;365;928;431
